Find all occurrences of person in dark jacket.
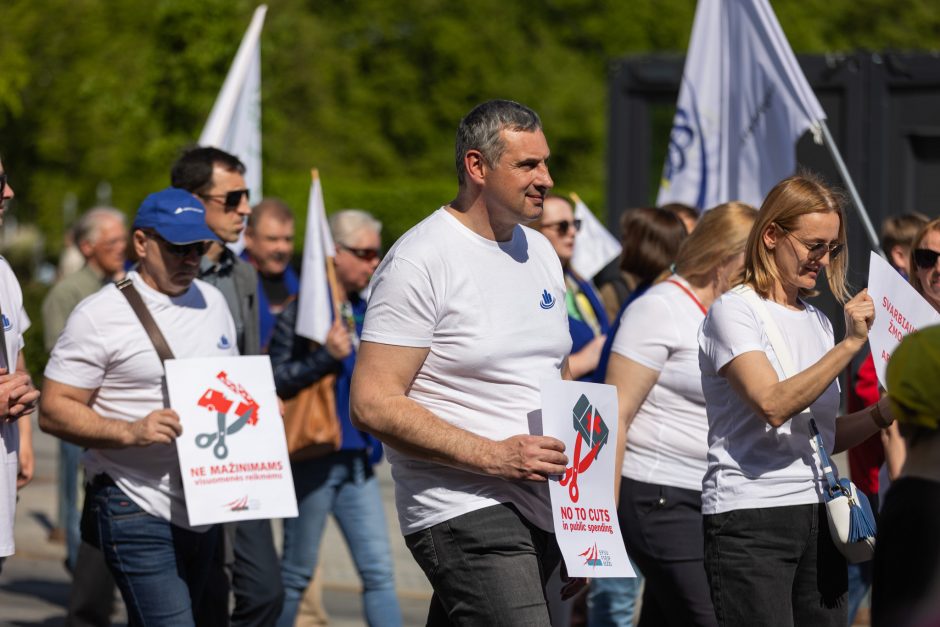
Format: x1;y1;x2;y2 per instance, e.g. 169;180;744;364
171;147;281;627
270;209;401;627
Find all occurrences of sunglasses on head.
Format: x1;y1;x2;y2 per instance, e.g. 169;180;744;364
201;188;250;209
339;244;381;262
914;248;940;270
541;219;582;236
146;231;210;258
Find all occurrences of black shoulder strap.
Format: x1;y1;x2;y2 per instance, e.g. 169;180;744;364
117;278;176;363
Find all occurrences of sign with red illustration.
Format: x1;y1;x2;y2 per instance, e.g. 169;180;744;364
541;380;634;578
166;356;298;525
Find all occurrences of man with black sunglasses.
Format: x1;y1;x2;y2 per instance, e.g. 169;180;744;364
171;147;283;627
40;187;238;624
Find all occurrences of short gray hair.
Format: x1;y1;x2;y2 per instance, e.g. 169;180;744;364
329;209;382;246
74;207;126;246
455;100;542;185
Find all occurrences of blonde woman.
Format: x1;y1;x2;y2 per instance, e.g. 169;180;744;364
607;202;756;627
698;174;894;626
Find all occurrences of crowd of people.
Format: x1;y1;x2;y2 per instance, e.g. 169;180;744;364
0;98;938;627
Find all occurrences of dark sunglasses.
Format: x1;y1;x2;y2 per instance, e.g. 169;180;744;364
201;188;250;209
541;219;582;236
0;173;7;198
146;231;211;258
339;244;381;262
914;248;940;270
776;224;844;261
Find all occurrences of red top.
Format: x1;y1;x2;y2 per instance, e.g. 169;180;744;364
847;353;883;496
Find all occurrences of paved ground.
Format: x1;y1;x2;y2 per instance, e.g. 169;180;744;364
0;423;432;626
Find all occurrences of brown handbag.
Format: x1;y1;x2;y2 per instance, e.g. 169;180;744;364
283;372;342;461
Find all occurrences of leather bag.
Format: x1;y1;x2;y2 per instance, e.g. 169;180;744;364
283;373;342;461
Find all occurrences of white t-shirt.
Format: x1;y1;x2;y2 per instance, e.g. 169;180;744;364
361;208;571;534
0;257;29;557
612;276;709;491
44;271;238;530
698;289;840;515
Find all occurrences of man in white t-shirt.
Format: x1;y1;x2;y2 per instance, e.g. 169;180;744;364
39;187;238;626
350;100;575;624
0;158;41;574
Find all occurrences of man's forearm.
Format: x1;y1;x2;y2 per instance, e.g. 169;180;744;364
39;396;134;449
353;393;498;475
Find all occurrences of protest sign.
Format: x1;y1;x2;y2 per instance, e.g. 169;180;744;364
165;355;298;525
867;251;940;390
541;380;634;578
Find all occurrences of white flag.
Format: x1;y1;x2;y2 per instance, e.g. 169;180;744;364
199;5;266;204
656;0;826;210
570;194;622;280
296;172;336;344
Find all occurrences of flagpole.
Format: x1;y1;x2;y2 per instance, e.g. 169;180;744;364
311;168;343;320
818;121;883;256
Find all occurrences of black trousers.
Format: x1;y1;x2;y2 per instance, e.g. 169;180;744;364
618;477;717;627
704;503;847;627
195;519;284;627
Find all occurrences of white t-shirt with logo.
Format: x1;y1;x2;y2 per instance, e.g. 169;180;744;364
44;271;237;531
361;208;571;535
0;256;29;557
698;290;840;515
611;276;709;492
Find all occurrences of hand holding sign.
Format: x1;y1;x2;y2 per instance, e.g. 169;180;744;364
486;434;567;482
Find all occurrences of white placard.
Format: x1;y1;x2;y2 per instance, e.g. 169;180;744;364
165;355;298;526
867;251;940;390
541;380;635;578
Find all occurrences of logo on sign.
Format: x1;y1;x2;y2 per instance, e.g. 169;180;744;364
579;543;612;568
194;371;261;460
560;394;609;503
223;495;259;512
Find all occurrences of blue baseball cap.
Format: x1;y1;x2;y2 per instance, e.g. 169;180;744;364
132;187;221;245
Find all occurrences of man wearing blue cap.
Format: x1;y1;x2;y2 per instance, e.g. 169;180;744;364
40;188;238;626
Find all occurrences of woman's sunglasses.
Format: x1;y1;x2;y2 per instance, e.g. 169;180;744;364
914;248;940;270
541;219;582;236
339;244;381;262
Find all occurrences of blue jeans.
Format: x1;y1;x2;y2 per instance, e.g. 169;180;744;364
587;571;641;627
58;440;82;569
277;451;400;627
405;502;561;626
82;477;221;627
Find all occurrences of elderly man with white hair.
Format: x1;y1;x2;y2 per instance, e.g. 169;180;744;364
268;208;401;627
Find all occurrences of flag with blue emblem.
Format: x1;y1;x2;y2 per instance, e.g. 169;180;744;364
656;0;826;210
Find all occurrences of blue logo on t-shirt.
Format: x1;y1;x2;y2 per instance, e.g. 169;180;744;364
540;289;556;310
217;335;231;349
1;314;11;331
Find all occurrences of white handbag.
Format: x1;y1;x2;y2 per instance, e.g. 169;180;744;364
733;285;876;563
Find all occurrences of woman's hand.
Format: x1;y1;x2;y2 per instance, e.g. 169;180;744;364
843;288;875;347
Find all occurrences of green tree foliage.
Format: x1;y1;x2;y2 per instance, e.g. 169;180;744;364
1;0;938;251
